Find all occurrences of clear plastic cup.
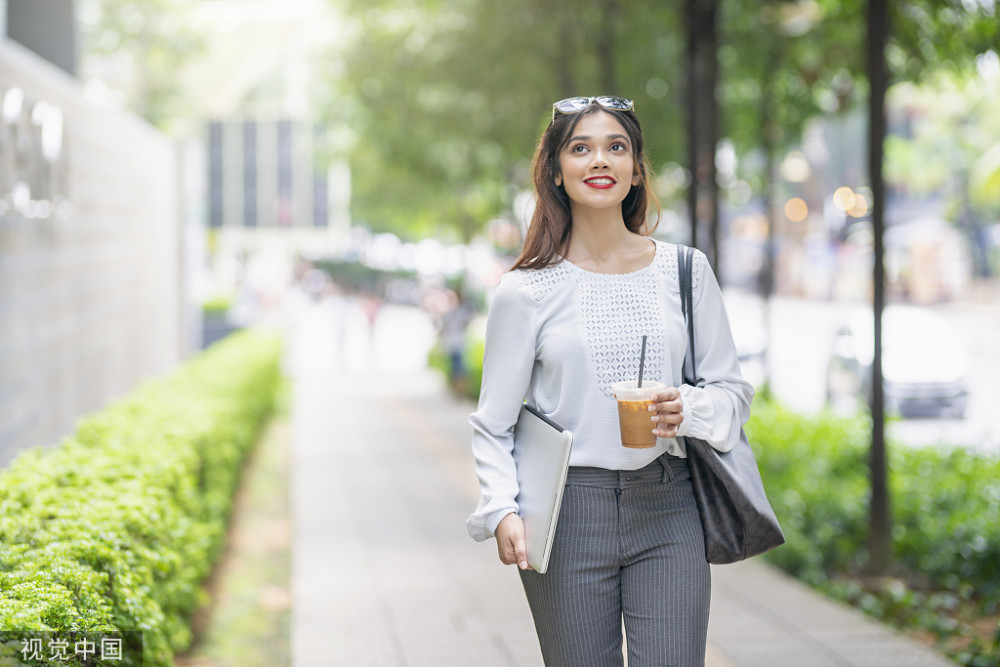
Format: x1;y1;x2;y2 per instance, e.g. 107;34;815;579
612;380;665;448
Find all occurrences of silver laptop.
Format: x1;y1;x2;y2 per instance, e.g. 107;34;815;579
512;404;574;574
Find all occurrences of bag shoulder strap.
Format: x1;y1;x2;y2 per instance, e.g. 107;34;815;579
677;244;698;384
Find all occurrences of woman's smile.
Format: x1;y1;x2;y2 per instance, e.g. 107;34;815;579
584;176;617;189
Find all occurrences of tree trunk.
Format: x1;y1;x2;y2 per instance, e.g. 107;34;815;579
685;0;719;270
596;1;620;95
867;0;892;574
552;3;577;97
760;43;779;395
958;172;991;278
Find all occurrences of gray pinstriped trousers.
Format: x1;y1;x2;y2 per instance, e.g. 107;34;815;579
519;454;710;667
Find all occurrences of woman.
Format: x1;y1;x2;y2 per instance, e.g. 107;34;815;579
466;96;753;666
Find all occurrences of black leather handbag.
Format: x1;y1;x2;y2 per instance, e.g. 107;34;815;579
678;244;785;564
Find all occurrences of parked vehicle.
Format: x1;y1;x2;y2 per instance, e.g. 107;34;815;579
825;305;969;418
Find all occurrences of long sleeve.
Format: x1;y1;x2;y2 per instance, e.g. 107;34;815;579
675;250;754;453
466;273;538;541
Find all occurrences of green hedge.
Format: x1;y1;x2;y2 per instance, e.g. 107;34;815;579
0;329;283;666
201;295;234;316
428;335;485;402
313;258;416;295
746;402;874;582
749;401;1000;666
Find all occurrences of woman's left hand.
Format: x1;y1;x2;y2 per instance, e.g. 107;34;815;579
649;387;684;438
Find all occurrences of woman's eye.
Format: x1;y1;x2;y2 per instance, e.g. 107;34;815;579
611;142;628;152
572;144;588;153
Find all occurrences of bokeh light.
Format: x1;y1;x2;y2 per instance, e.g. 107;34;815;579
832;186;856;211
848;192;870;217
784;197;809;222
780;151;812;183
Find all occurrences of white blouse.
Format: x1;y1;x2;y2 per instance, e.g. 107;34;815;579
466;239;754;541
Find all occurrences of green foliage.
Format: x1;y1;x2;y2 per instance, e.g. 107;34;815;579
201;296;234;317
750;400;1000;665
722;0;865;158
79;0;206;128
321;0;997;242
465;336;485;400
747;401;874;583
312;259;416;295
888;0;999;82
0;330;283;667
428;332;485;402
321;0;686;241
892;446;1000;602
175;419;291;667
886;69;1000;218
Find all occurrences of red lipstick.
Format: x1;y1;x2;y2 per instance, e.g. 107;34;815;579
584;176;617;189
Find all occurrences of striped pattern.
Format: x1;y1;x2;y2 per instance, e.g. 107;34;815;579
519;454;711;666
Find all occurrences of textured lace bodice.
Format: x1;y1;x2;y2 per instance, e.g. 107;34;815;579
519;241;700;398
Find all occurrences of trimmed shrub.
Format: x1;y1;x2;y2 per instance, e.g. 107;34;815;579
0;329;282;666
750;401;1000;665
746;401;873;583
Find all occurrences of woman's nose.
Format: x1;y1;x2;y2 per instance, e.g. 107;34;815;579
590;150;611;168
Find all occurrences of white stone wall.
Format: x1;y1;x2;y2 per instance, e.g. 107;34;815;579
0;39;183;465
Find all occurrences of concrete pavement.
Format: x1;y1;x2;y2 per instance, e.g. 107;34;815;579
289;301;955;666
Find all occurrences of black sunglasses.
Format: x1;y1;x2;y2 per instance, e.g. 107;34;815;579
551;96;635;122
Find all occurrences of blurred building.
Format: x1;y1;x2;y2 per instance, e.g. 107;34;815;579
0;15;187;465
205;117;346;247
3;0;77;76
187;0;349;294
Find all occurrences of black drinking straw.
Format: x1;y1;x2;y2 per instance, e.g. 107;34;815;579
637;335;648;388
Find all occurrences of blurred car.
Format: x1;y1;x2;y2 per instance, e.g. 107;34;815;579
825;305;969;418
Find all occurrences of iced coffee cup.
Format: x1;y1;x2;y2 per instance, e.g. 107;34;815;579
612;380;665;448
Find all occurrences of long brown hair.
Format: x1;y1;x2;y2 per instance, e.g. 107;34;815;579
510;103;660;271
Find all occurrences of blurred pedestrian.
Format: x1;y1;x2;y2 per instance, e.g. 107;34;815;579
438;288;476;395
466;96;753;665
321;282;350;363
360;291;382;340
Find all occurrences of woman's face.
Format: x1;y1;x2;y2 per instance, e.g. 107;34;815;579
555;110;639;215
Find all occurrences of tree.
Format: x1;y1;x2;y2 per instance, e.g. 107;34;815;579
721;0;996;573
886;66;1000;276
319;0;687;242
78;0;205;129
319;0;996;259
867;0;892;575
862;0;995;573
685;0;719;267
717;0;868;391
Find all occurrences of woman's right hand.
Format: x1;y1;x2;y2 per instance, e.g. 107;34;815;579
495;512;532;570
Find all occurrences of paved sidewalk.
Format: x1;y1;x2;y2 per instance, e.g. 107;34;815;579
289;303;954;666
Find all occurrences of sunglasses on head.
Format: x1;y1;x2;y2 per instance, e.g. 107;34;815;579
551;96;635;122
